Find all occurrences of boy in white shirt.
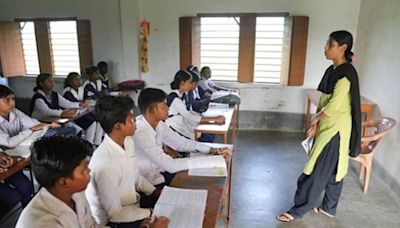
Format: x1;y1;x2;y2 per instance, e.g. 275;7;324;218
133;88;230;187
86;95;169;228
16;136;96;228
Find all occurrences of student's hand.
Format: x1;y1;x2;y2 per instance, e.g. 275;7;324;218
49;122;61;128
30;123;49;132
151;189;162;198
214;115;225;125
209;147;231;158
80;99;90;108
140;216;170;228
0;152;14;169
162;145;182;158
61;109;77;118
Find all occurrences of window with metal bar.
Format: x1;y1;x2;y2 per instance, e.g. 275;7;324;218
49;21;80;76
200;17;240;81
19;22;40;75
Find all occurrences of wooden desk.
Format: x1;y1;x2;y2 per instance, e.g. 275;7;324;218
305;89;376;136
194;105;239;144
0;157;31;181
170;171;228;228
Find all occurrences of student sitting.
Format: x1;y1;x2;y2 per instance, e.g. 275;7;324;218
0;85;75;152
97;61;110;90
187;70;210;113
83;66;106;99
63;72;104;145
86;95;168;228
29;73;88;135
199;66;235;96
166;70;225;139
133;88;230;186
0;151;32;219
16;136;96;227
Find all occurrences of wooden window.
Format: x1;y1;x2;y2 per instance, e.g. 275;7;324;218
179;14;309;85
0;22;26;77
0;18;93;77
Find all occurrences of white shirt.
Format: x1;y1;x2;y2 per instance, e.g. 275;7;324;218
0;109;39;148
62;86;84;101
133;115;211;185
31;89;80;121
166;90;201;139
86;134;155;225
16;188;96;228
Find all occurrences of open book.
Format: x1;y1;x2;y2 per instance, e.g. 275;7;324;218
5;127;49;158
153;186;208;228
188;155;227;177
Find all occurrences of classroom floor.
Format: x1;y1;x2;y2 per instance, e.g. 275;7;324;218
2;130;400;228
228;131;400;228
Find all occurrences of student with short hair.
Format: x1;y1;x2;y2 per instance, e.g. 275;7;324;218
16;136;96;227
133;88;230;186
0;151;32;219
83;66;106;99
86;95;168;228
166;70;225;139
63;72;104;145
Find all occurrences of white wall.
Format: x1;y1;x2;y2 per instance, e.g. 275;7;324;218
135;0;362;112
1;0;361;113
354;0;400;186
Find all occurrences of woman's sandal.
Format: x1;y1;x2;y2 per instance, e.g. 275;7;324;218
312;207;334;218
276;212;295;222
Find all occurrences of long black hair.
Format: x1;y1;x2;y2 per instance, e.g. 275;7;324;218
329;30;354;63
64;72;80;88
170;70;191;90
33;73;52;92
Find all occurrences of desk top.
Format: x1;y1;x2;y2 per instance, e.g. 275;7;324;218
195;108;234;133
306;89;376;107
0;157;31;181
170;171;227;228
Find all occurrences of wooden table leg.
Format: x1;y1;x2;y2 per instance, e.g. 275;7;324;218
224;133;228;144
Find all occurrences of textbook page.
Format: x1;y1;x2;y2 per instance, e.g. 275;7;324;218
188;155;227;177
153;186;208;228
5;127;49;158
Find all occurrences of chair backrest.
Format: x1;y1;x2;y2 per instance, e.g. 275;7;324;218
361;117;396;153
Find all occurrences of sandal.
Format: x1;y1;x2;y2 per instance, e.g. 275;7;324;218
312;207;334;217
312;207;319;213
276;212;295;222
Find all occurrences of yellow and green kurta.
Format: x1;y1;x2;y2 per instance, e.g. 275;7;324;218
304;77;352;182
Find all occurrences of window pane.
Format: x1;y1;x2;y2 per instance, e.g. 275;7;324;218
49;21;80;76
20;22;40;75
254;17;285;83
200;17;240;81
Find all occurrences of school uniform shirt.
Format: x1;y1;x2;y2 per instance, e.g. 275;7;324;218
83;80;103;99
0;108;39;149
133;115;211;185
63;86;84;102
166;90;202;139
16;187;96;228
86;134;155;225
31;89;80;121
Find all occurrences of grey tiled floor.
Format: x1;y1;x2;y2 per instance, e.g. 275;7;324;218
228;131;400;228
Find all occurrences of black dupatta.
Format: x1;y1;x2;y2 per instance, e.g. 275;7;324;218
317;63;361;157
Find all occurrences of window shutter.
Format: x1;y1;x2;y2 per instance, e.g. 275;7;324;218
238;15;256;83
179;17;200;69
0;21;26;77
77;20;93;76
288;16;309;86
34;20;54;74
